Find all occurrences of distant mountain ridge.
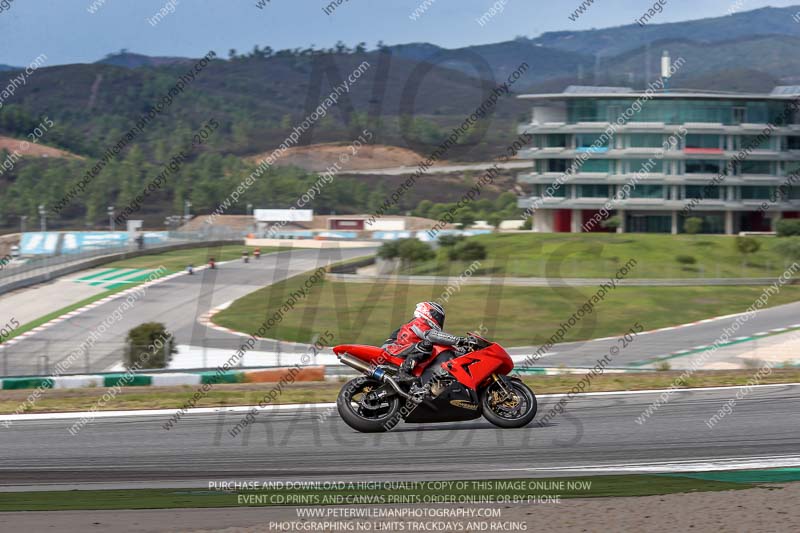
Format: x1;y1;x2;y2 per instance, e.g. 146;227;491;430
531;5;800;57
96;51;195;68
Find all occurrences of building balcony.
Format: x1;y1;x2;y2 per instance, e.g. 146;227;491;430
519;121;799;135
518;195;796;212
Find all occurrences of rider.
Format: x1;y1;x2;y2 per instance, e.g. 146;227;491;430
382;302;469;384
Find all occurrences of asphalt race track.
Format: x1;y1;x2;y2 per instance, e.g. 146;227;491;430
5;242;800;374
506;300;800;368
2;246;376;376
1;384;798;489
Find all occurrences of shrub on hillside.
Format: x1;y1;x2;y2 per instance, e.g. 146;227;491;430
377;241;400;260
684;217;703;235
774;237;800;260
396;239;435;263
600;215;621;230
448;240;488;261
734;236;761;258
776;219;800;237
437;235;466;248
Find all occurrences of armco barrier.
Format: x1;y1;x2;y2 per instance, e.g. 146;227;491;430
0;366;325;391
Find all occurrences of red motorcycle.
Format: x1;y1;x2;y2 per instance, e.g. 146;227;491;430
334;333;537;433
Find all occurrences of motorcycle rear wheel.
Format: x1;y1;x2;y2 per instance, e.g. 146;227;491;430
337;377;402;433
481;379;537;428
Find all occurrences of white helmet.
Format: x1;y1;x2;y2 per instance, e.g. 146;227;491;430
414;301;445;328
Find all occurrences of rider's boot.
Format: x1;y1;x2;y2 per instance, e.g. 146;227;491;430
394;358;418;384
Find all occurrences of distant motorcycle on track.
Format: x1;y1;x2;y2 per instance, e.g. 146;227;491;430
334;333;537;433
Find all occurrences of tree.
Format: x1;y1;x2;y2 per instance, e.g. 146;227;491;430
397;239;435;263
448;240;487;261
454;208;476;228
415;199;433;219
776;219;800;237
487;213;503;229
438;234;465;248
601;215;621;231
377;240;400;260
684;217;703;235
124;322;176;369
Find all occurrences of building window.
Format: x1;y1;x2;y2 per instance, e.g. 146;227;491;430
628;215;672;233
787;136;800;150
578;159;611;173
740;186;775;200
685;160;723;174
543;134;568;148
680;214;725;234
539;184;566;198
577;184;610;198
626;134;663;148
575;134;610;153
788;185;800;200
628;185;665;199
685;134;721;149
733;106;746;124
685;185;721;200
628;158;664;174
740;161;772;175
576;134;610;148
737;135;772;151
547;159;570;173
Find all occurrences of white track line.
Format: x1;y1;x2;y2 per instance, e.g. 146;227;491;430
493;454;800;474
3;383;798;423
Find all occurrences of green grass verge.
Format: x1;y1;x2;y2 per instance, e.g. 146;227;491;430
0;474;763;511
2;370;798;414
213;275;800;346
406;233;797;279
105;245;281;272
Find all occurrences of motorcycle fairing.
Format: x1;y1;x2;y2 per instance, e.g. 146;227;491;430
402;381;482;424
442;343;513;390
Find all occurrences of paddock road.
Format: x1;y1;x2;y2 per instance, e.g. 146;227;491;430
1;383;798;490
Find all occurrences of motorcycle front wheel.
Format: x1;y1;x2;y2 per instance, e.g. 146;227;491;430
480;379;537;428
336;377;402;433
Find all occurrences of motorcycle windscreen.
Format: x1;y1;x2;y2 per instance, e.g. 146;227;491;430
444;343;514;390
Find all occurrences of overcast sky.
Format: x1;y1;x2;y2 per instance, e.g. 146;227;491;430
0;0;799;66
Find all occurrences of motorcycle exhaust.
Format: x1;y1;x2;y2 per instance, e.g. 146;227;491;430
338;353;413;400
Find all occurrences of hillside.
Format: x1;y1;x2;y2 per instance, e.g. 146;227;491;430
532;5;800;57
246;143;434;172
0;136;80;159
2;4;800;230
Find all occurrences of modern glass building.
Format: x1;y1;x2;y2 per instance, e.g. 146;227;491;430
517;86;800;234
